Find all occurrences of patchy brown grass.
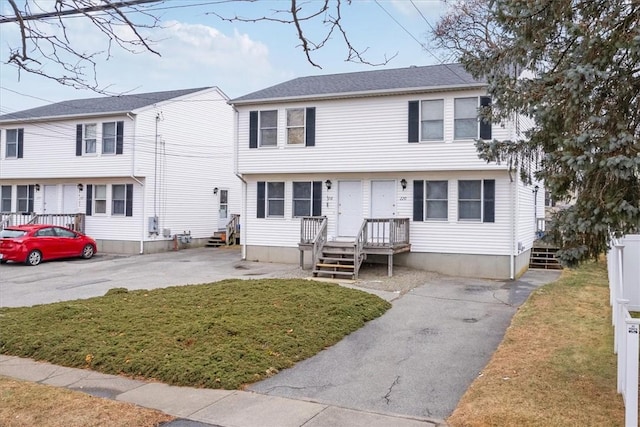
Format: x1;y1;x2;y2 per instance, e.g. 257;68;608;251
0;376;173;427
447;260;624;426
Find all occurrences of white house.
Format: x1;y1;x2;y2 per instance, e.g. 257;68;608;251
229;64;545;280
0;87;240;254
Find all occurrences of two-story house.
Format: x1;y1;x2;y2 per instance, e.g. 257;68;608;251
0;87;240;254
230;64;544;280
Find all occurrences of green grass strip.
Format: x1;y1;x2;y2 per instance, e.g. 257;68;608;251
0;279;391;389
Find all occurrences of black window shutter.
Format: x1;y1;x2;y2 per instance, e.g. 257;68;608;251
408;101;419;143
125;184;133;217
17;128;24;158
86;185;93;216
76;124;83;156
28;185;34;212
483;180;495;223
249;111;258;149
312;181;322;216
479;97;492;140
305;108;316;147
116;121;124;154
413;180;424;221
257;181;266;218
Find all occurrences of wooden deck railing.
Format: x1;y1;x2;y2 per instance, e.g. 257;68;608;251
299;216;327;269
0;212;85;233
225;213;240;245
364;218;410;247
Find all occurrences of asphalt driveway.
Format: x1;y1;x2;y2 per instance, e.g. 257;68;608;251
0;246;561;421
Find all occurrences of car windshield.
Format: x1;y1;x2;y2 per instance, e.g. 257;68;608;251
0;229;27;238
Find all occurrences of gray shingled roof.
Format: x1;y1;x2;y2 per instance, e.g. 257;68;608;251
0;87;211;122
230;63;485;104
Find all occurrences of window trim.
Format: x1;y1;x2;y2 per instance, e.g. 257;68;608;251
94;184;107;215
1;185;12;212
292;181;322;217
16;185;34;213
420;99;445;142
266;181;285;217
457;179;495;223
102;122;117;155
83;123;97;155
111;184;133;217
286;108;305;145
454;97;480;140
5;128;23;159
259;110;278;148
425;180;449;220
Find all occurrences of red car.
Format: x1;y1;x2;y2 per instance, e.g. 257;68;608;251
0;224;97;266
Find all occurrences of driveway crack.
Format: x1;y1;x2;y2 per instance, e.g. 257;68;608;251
383;375;400;404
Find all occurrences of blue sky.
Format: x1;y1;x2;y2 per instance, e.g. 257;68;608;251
0;0;451;113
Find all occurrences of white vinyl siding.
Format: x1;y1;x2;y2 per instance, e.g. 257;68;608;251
237;90;510;175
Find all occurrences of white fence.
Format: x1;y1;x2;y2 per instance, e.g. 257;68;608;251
609;235;640;427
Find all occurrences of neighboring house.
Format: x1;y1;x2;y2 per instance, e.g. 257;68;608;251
229;64;545;280
0;87;240;254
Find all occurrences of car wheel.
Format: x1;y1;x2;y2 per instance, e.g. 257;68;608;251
81;244;95;259
26;250;42;266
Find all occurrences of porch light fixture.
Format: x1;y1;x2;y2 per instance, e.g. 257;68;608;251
77;183;83;191
213;187;219;195
325;180;332;190
35;184;40;191
400;179;407;190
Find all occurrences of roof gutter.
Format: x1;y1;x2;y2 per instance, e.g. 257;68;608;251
0;110;136;125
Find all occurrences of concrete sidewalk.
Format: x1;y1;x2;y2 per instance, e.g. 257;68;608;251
0;355;445;427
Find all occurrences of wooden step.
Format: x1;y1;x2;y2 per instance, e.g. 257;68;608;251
315;263;355;269
529;246;562;270
313;270;357;278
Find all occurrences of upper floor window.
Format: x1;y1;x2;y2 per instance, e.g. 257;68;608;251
292;181;322;217
102;122;116;154
287;109;305;145
1;185;12;212
250;108;316;148
84;124;97;154
421;100;444;141
259;110;277;147
76;121;123;156
5;128;24;158
454;98;479;140
458;179;495;222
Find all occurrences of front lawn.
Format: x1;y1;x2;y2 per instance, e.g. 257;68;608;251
0;279;391;389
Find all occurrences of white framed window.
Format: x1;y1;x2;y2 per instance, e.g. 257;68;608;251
287;108;305;145
267;182;285;217
94;185;107;214
219;189;228;219
112;184;126;215
84;124;97;154
17;185;34;213
426;181;448;220
1;185;12;212
6;129;19;158
454;97;479;140
292;182;312;217
260;110;278;147
102;122;116;154
458;180;495;222
421;100;444;141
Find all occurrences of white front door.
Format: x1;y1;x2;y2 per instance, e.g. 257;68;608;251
371;180;396;218
62;185;77;213
338;180;362;237
43;185;58;214
370;180;397;243
218;189;229;230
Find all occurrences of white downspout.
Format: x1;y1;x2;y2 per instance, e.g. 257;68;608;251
510;170;516;280
126;112;145;255
232;105;247;260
